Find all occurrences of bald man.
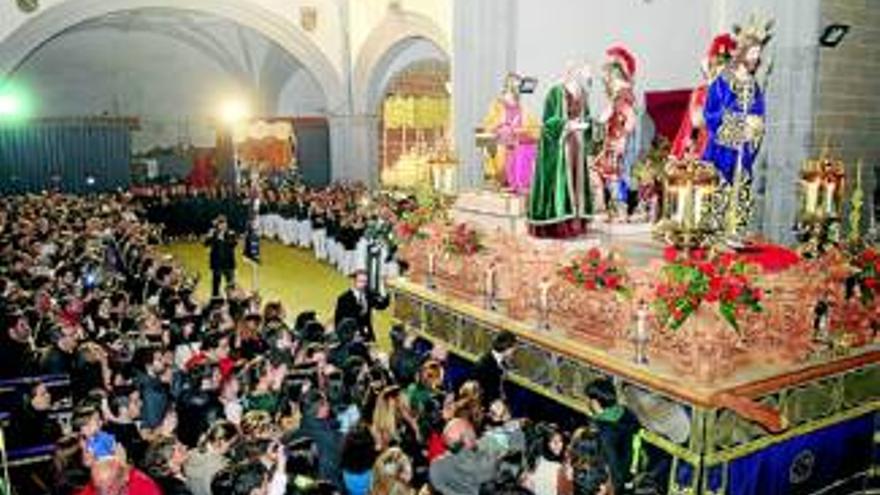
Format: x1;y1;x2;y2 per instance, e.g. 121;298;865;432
429;418;525;495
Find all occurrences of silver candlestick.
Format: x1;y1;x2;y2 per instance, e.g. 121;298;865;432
633;301;650;365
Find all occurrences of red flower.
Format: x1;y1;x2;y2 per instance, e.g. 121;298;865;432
866;278;878;291
596;261;609;275
697;262;715;277
588;247;601;260
718;252;736;269
584;279;597;290
751;287;763;301
664;246;678;263
605;276;620;290
657;284;669;297
874;261;880;274
671;308;684;321
726;283;743;301
690;248;707;261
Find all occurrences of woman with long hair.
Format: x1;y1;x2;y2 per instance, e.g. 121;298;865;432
184;420;239;495
370;448;415;495
371;385;418;451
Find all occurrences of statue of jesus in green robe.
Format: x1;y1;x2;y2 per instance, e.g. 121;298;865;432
527;69;594;238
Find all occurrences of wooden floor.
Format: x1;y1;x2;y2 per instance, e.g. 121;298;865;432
160;240;394;349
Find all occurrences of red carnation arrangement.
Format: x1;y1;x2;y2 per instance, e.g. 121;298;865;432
442;223;484;256
559;247;630;296
850;245;880;305
654;247;763;331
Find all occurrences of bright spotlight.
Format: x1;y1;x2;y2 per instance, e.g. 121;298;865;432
0;93;22;117
220;99;249;125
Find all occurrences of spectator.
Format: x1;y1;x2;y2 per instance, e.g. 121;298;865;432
12;381;62;449
0;309;36;378
289;389;343;485
77;456;162;495
184;420;238;495
143;437;193;494
340;425;377;495
585;379;640;494
471;331;517;407
429;418;519;495
104;386;147;465
371;447;415;495
134;346;171;429
523;423;567;495
41;325;79;376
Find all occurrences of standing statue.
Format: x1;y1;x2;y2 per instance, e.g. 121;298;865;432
527;65;594;238
671;34;737;160
481;74;540;195
595;46;638;220
702;17;773;241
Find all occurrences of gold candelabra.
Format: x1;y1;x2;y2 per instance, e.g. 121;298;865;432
797;150;845;253
654;157;720;248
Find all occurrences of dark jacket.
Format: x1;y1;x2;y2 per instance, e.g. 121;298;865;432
471;352;504;407
333;289;390;342
593;406;641;494
136;371;170;429
204;230;237;271
288;415;343;486
0;338;35;378
41;346;75;376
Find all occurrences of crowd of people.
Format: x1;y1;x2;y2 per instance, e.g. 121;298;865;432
0;188;661;495
133;183;402;280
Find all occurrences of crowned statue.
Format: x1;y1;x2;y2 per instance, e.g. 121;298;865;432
595;46;639;220
671;34;737;160
480;73;539;195
702;16;773;241
527;64;594;238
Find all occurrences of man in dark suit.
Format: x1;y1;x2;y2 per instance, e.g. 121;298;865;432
204;215;237;297
471;330;517;407
333;269;389;342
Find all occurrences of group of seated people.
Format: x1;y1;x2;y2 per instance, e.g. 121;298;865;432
0;190;658;495
133;182;403;277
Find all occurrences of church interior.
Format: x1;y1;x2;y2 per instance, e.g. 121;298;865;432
0;1;878;494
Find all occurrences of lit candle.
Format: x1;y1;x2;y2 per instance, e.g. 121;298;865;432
824;181;836;216
676;187;687;223
804;180;819;215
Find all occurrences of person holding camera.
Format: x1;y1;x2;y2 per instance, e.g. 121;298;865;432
204;215;238;298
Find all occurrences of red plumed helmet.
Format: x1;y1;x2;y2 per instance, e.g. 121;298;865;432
707;33;737;63
606;45;637;80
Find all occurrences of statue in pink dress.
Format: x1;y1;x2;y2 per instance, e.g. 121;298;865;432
481;74;539;195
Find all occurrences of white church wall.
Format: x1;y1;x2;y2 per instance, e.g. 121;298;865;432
8;16;326;154
349;0;451;69
514;0;712;116
0;0;346;75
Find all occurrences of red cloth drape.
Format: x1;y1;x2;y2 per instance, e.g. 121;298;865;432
186;152;216;188
645;89;694;142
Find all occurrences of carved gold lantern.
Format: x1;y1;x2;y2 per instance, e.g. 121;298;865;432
797;151;845;250
654;158;719;247
427;143;458;194
799;154;845;222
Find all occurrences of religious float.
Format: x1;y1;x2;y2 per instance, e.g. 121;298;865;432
388;147;879;494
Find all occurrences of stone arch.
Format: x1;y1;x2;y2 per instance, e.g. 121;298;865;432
352;11;450;115
0;0;345;112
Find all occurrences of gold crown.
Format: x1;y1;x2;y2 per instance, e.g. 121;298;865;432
733;14;774;48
